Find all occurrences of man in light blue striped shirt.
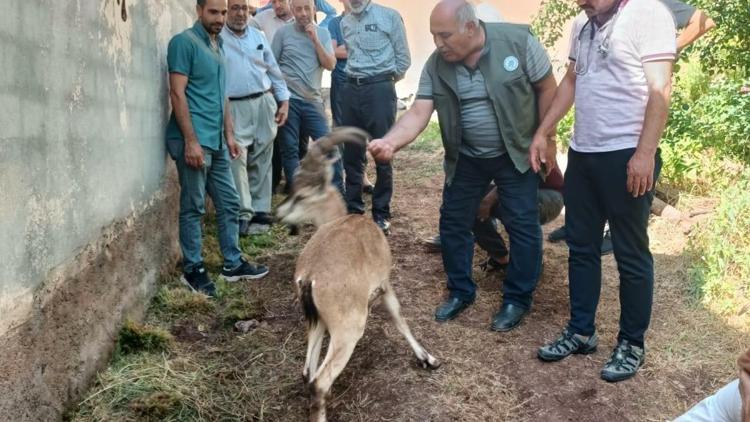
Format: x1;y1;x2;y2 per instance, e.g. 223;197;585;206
223;0;291;235
340;0;411;235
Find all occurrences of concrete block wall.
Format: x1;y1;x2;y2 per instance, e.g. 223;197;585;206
0;1;196;419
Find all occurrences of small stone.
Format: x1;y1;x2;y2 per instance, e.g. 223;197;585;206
234;319;260;333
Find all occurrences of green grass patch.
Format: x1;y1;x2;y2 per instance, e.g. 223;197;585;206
688;178;750;318
152;286;216;317
410;121;442;153
116;320;173;355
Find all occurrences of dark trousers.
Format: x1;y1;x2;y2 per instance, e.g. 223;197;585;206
475;188;564;259
272;127;310;194
330;75;345;127
278;98;343;194
341;79;396;220
565;148;661;348
441;154;542;307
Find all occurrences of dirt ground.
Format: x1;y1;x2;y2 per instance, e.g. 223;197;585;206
72;144;749;421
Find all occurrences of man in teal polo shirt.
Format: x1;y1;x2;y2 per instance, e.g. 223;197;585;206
166;0;269;297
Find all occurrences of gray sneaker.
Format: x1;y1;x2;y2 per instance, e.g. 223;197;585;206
538;328;598;362
600;340;644;382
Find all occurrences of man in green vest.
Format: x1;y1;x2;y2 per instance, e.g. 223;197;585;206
368;0;557;330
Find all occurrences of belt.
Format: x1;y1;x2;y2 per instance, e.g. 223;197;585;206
346;73;395;86
228;90;271;101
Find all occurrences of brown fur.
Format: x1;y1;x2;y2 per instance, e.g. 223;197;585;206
277;128;440;422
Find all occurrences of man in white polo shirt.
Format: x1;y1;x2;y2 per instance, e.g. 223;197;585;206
251;0;295;43
530;0;676;382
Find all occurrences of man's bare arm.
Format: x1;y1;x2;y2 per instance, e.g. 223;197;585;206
169;72;204;168
627;60;673;197
677;9;715;50
529;63;576;173
368;99;434;162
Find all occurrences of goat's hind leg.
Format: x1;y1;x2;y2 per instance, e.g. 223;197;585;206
309;317;365;422
303;321;326;384
382;284;441;370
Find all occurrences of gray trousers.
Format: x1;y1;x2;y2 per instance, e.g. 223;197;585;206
228;93;278;219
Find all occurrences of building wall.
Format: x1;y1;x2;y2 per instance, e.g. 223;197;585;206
0;0;195;419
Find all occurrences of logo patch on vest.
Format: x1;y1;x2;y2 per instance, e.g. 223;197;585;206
503;56;519;72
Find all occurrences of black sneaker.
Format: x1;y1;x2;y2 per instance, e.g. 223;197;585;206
180;266;216;297
548;225;567;243
221;258;269;282
537;328;598;362
600;340;645;382
601;228;613;255
374;218;391;236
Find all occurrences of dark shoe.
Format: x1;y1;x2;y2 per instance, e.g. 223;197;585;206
490;303;528;332
479;256;508;272
362;184;374;194
180;266;216;297
251;212;275;226
601;228;613;255
221;258;269;282
548;225;567;243
537;328;598;362
434;297;472;322
374;218;391;236
422;234;441;252
239;219;252;237
600;340;645;382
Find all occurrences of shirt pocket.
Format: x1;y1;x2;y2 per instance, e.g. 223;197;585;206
357;25;389;52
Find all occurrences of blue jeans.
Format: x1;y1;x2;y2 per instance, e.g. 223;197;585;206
167;139;243;273
440;154;542;307
278;98;344;194
565;148;661;348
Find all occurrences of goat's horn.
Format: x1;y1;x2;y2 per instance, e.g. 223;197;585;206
313;127;370;156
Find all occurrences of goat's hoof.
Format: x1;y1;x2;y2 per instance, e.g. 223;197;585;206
418;355;441;370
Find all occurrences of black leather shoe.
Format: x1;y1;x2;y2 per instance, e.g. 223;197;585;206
434;297;472;322
490;303;528;332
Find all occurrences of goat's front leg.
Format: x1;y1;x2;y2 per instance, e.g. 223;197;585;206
382;285;441;370
303;321;326;384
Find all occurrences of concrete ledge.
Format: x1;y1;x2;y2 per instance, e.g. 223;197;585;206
0;167;180;421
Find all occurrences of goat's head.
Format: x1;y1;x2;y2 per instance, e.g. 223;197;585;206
276;127;370;227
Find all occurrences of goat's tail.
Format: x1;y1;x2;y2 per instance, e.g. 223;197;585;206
298;279;319;325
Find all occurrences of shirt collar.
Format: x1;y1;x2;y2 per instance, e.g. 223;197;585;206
192;20;223;47
221;25;249;40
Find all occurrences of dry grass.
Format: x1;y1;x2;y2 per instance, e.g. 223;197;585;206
68;142;749;422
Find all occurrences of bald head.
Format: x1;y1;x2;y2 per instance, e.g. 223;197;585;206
430;0;482;63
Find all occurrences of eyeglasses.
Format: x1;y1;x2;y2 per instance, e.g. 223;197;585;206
230;5;250;12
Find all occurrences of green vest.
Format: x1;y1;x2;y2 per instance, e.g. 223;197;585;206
425;23;541;185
